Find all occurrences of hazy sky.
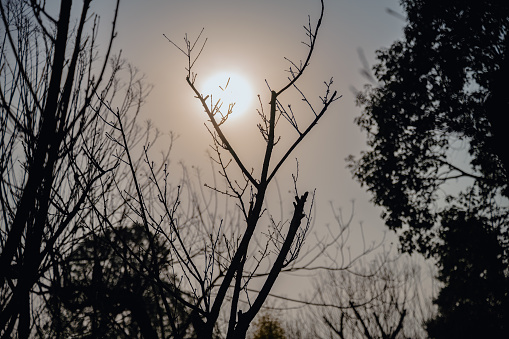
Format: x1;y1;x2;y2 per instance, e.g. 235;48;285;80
88;0;408;294
92;0;406;246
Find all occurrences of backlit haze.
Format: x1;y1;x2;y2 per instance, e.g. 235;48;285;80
93;0;407;294
201;71;254;118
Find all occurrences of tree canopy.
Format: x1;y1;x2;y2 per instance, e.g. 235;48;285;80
350;0;509;336
45;224;190;338
350;0;509;255
426;211;509;338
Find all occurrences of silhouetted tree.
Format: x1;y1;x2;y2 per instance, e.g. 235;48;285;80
164;2;337;334
349;0;509;255
348;0;509;336
99;0;352;338
0;0;150;337
426;211;509;338
44;223;191;338
314;254;433;339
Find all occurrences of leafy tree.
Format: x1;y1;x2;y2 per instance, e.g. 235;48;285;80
426;211;509;338
349;0;509;254
44;224;191;338
251;314;286;339
349;0;509;336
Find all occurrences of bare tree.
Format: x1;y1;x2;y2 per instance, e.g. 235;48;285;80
97;0;346;337
166;1;338;336
312;254;435;339
0;1;151;337
7;0;390;337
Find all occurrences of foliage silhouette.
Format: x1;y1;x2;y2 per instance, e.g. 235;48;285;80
426;211;509;338
349;0;509;254
349;0;509;336
45;224;191;338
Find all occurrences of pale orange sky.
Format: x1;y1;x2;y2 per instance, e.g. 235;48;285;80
89;0;406;247
87;0;409;295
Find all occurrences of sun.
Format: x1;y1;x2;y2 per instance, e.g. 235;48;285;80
200;72;253;119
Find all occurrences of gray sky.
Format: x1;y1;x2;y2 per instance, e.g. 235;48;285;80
91;0;408;296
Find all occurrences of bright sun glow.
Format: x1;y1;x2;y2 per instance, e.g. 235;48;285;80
201;72;253;118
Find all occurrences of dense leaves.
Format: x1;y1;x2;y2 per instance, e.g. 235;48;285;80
350;0;509;336
45;224;190;338
350;0;509;255
426;211;509;338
